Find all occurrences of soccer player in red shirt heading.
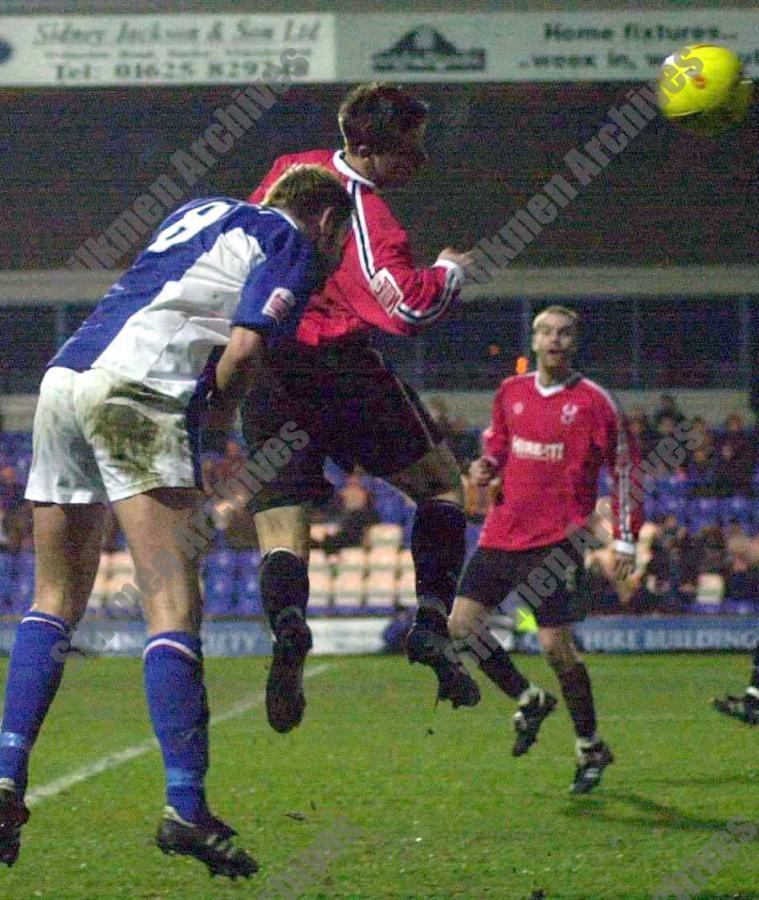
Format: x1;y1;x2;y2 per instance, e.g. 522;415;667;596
244;83;478;732
449;306;643;794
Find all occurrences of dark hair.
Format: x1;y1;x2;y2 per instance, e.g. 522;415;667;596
262;164;353;225
338;83;428;153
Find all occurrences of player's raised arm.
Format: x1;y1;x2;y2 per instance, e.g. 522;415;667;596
348;190;471;336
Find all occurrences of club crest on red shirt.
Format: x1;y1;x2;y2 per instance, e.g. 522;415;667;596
561;402;579;425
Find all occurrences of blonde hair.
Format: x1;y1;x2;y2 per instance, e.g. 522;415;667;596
532;305;580;335
262;165;353;224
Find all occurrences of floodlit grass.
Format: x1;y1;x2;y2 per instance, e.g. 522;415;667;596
0;652;757;898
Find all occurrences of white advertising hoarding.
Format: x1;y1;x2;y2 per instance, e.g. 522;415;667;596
0;13;336;85
337;10;758;82
0;10;755;86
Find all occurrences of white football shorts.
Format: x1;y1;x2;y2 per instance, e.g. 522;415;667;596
25;367;201;504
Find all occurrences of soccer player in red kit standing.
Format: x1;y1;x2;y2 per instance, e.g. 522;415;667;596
242;83;479;732
448;306;642;793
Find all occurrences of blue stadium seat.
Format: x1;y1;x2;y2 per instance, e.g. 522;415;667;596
235;587;264;617
688;497;720;528
14;552;35;577
721;597;758;614
235;550;261;576
720;496;753;529
654;476;687;498
642;493;658;521
0;553;12;577
687;516;715;535
687;601;722;615
10;574;35;615
2;433;31;451
203;574;236;616
202;551;236;578
0;553;12;606
14;454;32;479
655;496;688;525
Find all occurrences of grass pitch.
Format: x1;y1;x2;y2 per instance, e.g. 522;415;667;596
0;652;756;899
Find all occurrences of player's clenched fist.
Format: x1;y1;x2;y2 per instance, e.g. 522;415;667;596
436;246;476;273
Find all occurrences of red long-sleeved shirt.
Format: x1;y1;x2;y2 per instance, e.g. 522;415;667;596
249;149;464;346
479;372;643;553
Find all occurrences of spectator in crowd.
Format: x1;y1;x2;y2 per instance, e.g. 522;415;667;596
678;525;730;591
654;413;679;442
312;475;380;556
652;393;686;429
713;413;755;497
724;523;759;603
687;417;716;486
627;406;658;459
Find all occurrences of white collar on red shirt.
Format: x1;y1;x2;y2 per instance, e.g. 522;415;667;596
332;150;376;188
533;370;581;397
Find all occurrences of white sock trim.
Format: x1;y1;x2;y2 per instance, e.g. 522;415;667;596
517;685;543;706
21;615;68;634
576;735;599;752
143;638;200;663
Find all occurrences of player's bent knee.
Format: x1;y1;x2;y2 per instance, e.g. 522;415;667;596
253;505;309;558
389;445;463;505
540;630;581;674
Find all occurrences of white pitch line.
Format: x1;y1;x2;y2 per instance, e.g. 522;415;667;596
26;662;333;808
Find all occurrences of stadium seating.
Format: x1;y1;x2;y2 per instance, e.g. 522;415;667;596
364;569;397;609
720;495;753;529
202;573;236;616
366;523;403;548
396;550;416;607
0;429;757;619
305;547;333;612
654;495;688;525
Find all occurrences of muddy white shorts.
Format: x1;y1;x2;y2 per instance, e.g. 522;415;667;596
25;367;201;504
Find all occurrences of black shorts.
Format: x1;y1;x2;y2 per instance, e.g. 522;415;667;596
457;541;590;628
241;340;445;512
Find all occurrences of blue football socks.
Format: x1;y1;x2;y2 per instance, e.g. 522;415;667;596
143;632;210;823
0;612;71;795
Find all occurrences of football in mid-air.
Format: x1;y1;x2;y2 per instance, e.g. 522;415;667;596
656;44;753;136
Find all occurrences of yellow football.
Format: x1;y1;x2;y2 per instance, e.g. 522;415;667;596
656;44;753;136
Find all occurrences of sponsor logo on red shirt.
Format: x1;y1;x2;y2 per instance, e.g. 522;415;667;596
370;267;404;314
511;435;565;461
